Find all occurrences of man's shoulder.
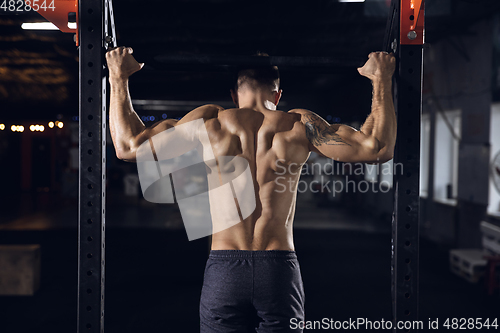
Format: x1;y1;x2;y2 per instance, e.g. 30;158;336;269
287;108;313;117
179;104;223;124
195;104;225;118
287;109;327;126
286;109;315;127
203;107;309;129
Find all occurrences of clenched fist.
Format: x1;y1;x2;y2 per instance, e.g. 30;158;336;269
357;52;396;81
106;46;144;81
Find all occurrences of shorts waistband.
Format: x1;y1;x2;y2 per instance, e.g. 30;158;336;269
209;250;297;259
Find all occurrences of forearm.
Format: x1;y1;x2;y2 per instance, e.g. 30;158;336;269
360;78;396;158
109;78;145;157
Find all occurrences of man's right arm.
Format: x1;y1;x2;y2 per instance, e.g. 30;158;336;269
106;47;220;162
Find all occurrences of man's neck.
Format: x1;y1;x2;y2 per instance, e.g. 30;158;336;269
238;98;277;112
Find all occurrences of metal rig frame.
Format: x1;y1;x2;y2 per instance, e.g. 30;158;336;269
73;1;424;331
385;1;424;332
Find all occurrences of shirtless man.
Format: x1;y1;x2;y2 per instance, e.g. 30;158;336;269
106;47;396;332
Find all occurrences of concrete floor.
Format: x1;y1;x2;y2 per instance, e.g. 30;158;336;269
0;191;498;332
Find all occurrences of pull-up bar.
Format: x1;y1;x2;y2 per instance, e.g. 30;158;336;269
153;54;365;69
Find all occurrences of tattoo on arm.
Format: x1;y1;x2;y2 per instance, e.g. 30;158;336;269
303;114;351;146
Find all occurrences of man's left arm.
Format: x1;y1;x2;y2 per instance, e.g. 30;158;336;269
292;52;397;164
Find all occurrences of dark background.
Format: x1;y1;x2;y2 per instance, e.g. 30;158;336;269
1;0;500;332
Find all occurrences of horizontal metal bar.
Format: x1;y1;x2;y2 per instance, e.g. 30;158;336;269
131;99;235;112
153;54;365;69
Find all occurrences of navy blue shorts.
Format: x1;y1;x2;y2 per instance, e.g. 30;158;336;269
200;250;305;333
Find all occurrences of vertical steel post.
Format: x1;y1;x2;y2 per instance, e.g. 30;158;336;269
391;0;424;331
78;0;106;331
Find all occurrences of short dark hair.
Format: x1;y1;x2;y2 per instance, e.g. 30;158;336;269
234;52;280;92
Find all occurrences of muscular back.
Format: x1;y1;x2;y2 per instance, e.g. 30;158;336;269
204;107;310;251
107;48;396;249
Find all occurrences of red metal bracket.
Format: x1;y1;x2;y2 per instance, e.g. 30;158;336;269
400;0;424;45
26;0;79;46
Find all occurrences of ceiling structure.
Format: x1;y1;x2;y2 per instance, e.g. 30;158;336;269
0;0;499;123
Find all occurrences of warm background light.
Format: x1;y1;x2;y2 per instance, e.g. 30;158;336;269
21;22;59;30
11;125;25;132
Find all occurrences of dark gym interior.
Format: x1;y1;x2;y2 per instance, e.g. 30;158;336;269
1;0;500;332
